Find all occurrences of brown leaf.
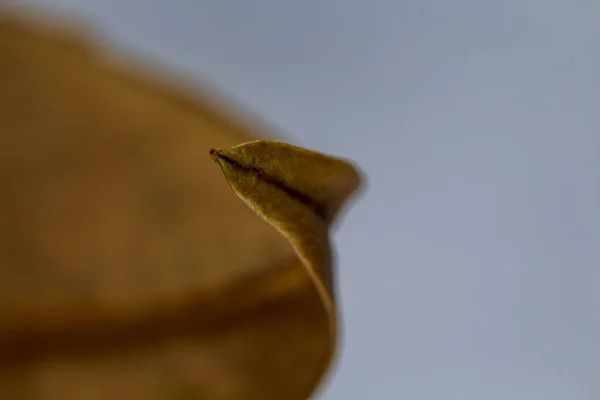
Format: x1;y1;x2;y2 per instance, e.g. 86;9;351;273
0;7;362;400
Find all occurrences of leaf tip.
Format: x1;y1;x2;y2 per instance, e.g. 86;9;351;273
209;147;220;162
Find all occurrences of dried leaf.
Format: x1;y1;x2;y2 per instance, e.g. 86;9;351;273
210;140;361;395
0;7;363;400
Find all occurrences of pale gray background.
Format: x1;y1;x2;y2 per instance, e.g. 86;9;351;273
18;1;600;399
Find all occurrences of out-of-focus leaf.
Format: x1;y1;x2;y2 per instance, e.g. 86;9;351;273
0;8;362;400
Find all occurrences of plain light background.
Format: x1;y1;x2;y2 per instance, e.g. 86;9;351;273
18;1;600;399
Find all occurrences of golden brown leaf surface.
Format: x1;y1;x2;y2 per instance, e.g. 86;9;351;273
0;8;362;400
